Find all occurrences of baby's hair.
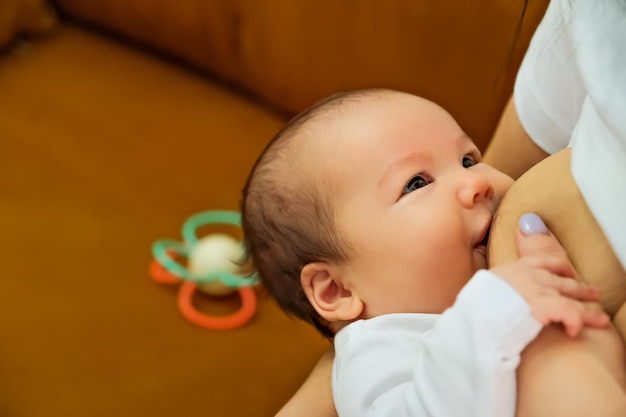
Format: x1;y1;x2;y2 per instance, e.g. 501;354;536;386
241;88;396;338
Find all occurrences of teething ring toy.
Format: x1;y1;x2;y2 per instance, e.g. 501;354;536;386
150;252;180;284
149;210;258;330
178;282;256;330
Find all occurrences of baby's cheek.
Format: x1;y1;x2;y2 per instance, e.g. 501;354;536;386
496;171;515;197
483;164;514;202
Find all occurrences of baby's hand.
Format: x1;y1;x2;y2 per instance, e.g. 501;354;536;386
491;259;607;337
489;213;609;338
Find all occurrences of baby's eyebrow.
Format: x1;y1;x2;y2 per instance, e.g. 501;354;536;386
378;151;431;188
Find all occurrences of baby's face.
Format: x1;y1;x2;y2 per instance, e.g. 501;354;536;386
323;93;513;317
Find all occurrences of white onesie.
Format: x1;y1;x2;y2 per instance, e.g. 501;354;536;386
332;270;542;417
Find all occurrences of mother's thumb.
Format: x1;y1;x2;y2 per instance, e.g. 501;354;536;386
519;213;549;236
516;213;576;278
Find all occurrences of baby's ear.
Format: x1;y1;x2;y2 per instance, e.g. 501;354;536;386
301;262;363;322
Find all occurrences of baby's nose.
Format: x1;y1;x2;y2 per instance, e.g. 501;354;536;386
458;173;494;208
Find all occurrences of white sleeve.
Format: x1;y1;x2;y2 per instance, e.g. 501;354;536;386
333;270;542;417
514;0;584;154
514;0;626;268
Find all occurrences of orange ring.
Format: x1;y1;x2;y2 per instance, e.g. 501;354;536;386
149;256;182;284
177;281;256;330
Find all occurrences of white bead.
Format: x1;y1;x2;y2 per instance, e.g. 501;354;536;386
188;234;243;296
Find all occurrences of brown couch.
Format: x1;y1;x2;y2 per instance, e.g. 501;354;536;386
0;1;547;416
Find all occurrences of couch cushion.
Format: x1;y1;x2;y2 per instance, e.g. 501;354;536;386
54;0;549;150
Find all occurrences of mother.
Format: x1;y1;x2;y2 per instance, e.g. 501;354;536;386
276;0;626;415
486;0;626;336
484;1;626;414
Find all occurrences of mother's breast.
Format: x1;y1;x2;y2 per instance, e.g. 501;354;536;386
488;148;626;318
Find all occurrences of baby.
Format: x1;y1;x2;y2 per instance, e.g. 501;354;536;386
241;89;608;416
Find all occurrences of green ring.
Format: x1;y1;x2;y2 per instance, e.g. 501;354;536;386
152;239;191;280
152;210;257;287
182;210;242;246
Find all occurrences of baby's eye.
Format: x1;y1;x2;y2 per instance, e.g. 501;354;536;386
462;154;477;168
403;174;430;194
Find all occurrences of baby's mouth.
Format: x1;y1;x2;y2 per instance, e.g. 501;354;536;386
474;224;492;254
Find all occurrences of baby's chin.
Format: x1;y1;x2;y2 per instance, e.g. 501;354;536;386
473;246;488;270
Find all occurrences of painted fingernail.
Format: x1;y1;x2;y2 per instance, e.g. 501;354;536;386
519;213;549;236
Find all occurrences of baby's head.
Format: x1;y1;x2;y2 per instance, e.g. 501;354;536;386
242;89;513;338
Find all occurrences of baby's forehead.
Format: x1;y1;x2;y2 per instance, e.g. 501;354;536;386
301;95;384;139
275;91;409;180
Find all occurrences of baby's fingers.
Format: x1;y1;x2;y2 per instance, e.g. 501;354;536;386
537;297;610;338
562;301;610;337
541;274;600;301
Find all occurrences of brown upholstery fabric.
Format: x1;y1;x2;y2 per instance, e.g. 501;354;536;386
55;0;549;149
